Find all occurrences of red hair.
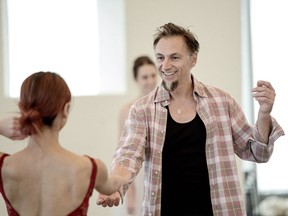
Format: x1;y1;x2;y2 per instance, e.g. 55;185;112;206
18;72;71;135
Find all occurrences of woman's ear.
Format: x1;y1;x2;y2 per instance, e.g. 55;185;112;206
63;102;70;119
57;102;71;130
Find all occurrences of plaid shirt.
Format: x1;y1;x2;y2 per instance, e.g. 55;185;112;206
112;76;284;216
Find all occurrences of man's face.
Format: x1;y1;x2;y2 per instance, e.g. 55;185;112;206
154;36;196;92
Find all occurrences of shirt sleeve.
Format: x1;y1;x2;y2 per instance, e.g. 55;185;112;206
229;95;285;162
111;103;146;198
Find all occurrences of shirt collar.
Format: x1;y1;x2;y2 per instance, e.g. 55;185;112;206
154;75;208;105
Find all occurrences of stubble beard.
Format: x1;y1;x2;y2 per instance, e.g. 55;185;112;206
162;80;178;92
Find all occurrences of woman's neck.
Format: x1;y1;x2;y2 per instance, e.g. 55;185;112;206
26;127;61;152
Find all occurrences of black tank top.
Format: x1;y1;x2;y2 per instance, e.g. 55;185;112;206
161;108;213;216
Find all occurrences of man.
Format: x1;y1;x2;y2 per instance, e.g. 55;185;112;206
97;23;284;216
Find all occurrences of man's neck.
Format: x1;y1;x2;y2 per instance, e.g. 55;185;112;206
170;79;193;100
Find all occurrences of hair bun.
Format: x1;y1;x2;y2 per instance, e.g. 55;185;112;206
19;109;42;135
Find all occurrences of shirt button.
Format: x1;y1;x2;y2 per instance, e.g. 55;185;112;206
151;192;155;196
149;213;152;216
155;171;158;175
161;130;164;133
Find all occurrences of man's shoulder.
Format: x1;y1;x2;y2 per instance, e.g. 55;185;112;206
199;81;233;98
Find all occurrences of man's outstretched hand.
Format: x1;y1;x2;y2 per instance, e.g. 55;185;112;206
97;192;121;207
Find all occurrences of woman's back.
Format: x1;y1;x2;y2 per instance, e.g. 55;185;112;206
0;72;130;216
0;148;95;216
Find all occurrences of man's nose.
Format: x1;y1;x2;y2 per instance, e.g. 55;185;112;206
162;58;171;70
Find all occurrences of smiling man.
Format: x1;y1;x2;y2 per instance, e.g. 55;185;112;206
97;23;284;216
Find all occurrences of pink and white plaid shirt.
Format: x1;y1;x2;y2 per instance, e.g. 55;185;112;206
112;76;284;216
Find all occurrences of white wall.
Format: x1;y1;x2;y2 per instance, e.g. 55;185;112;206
0;0;242;215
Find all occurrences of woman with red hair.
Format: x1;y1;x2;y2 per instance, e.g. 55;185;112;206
0;71;129;216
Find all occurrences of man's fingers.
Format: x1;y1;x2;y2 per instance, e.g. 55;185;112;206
96;197;118;207
96;198;104;205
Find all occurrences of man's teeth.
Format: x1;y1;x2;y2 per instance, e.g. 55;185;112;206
163;71;177;76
